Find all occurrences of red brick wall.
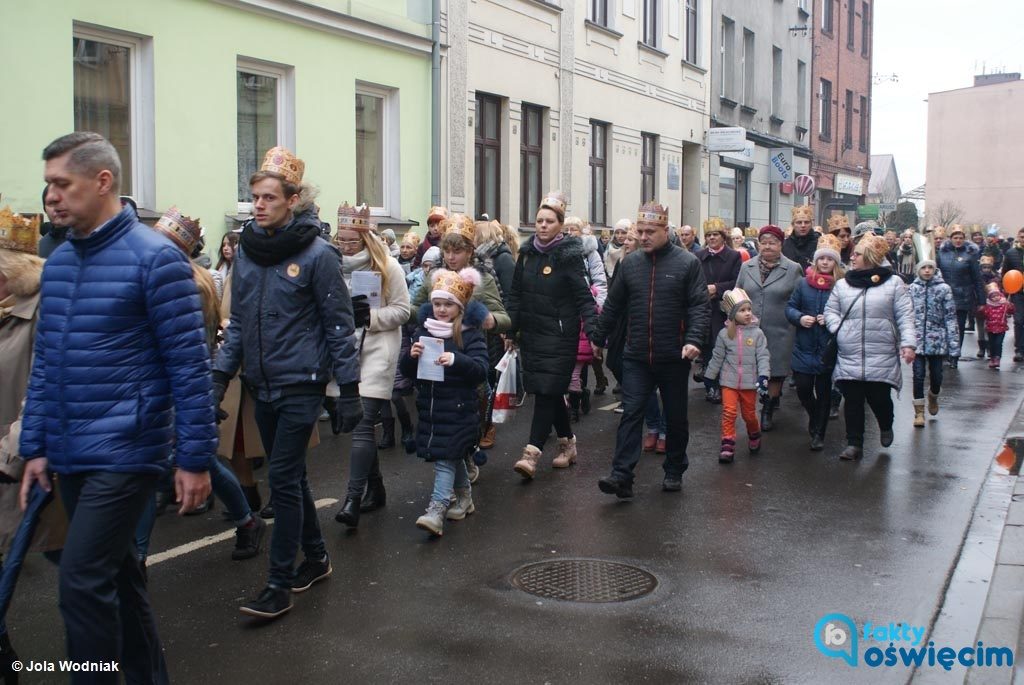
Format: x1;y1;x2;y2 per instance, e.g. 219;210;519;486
809;0;873;192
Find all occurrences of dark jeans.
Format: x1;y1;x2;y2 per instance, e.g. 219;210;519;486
955;309;969;356
612;358;691;483
134;455;252;559
912;355;945;399
347;396;387;497
837;380;893;448
990;332;1006;359
379;390;413;432
1013;293;1024;354
59;471;168;685
254;394;327;589
528;393;572;447
793;371;832;439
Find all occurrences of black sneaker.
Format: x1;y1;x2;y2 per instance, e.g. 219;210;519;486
662;477;682;492
239;586;292;619
597;476;634;499
232;516;266;561
292;556;332;593
259;502;275;519
880;430;894;448
1015;353;1024;363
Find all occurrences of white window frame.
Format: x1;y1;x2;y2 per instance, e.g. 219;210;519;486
355;82;401;218
236;57;295;213
72;23;155;210
588;0;617;29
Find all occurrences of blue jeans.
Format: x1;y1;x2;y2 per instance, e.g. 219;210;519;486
644;392;665;435
912;355;945;399
431;458;469;504
990;332;1006;358
253;394;327;589
611;358;691;483
134;455;253;559
59;471;168;685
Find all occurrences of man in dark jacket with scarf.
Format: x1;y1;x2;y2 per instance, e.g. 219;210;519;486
21;132;214;683
591;202;710;497
213;147;363;620
782;204;820;270
937;226;985;367
1002;227;1024;361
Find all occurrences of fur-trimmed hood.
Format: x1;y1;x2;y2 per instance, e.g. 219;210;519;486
580;234;599;256
518;235;585;263
417;299;489;327
0;250;44;298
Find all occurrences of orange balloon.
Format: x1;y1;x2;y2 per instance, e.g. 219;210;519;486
1003;270;1023;295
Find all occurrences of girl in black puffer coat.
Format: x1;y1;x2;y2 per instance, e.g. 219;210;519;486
399;270;490;538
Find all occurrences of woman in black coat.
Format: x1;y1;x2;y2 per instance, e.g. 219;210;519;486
694;221;742;403
506;192;597;479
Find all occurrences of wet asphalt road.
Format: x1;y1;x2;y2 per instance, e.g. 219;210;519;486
6;346;1023;684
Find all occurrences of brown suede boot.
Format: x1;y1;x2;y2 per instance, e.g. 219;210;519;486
513;445;542;479
552;436;577;468
913;399;925;428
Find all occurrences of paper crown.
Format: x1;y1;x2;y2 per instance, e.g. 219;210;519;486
337;202;372;232
814;233;843;260
539;191;567;216
154;206;202;254
791;204;814;222
703;216;728;234
441;213;475;243
720;288;752;318
859;234;889;266
827;214;851;233
0;206;41;255
260;146;304;185
427;206;449;224
430;267;481;308
637;201;669;228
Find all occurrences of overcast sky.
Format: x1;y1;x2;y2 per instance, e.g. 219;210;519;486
871;0;1024;192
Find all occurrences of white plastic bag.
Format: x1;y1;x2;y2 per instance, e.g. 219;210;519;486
492;349;518;424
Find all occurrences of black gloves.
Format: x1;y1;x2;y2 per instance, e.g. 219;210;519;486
335;383;363;434
352;294;371;329
212;372;230;424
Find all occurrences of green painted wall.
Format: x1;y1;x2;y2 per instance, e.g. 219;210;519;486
0;0;432;243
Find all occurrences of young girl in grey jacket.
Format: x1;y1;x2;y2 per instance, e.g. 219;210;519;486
705;288;772;464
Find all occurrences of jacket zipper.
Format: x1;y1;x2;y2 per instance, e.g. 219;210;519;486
648;252;656;365
61;250;89;447
257;268;270;394
426;383;436;452
923;282;929;352
861;291;867;379
736;326;744;387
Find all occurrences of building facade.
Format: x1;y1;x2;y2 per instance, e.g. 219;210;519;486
709;0;813;231
442;0;712;230
0;0;434;240
808;0;873;225
926;74;1024;231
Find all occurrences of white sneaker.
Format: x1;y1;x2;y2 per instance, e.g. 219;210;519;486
447;488;475;520
318;409;330;421
415;501;448;536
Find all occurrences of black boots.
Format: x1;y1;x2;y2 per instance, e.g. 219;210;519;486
580;388;591;415
360;477;387;513
334;495;361;527
760;396;778;432
569;392;582;422
377;418;396;449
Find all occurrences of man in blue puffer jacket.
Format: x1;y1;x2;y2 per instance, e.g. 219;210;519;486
212;146;363;620
20;132;215;684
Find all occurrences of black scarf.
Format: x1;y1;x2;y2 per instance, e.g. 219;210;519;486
845;266;893;289
240;217;320;267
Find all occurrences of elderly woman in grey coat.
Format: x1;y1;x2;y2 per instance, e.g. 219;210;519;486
736;225;803;431
825;234;916;461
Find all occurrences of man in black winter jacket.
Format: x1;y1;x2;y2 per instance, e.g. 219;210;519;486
591;201;710;497
782;204;819;270
1002;227;1024;361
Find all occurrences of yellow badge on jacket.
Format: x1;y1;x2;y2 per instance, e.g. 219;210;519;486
542;266;553;275
287;263;300;278
745;337;754;346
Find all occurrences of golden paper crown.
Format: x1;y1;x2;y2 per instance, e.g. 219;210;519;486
703;216;728;234
337;202;372;232
441;213;475;243
827;214;850;233
155;206;202;254
637;201;669;228
431;268;480;307
0;206;41;255
539;191;567;216
260;146;305;185
815;233;843;256
791;204;814;222
427;206;449;224
720;288;752;318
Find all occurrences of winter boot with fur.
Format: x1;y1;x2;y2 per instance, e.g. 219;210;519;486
913;399;926;428
513;445;543;479
927;391;940;416
552;436;577;468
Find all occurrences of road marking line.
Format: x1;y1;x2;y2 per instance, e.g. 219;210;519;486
147;497;338;566
599;402;621;411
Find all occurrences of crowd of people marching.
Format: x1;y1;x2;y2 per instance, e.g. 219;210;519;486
0;132;1021;681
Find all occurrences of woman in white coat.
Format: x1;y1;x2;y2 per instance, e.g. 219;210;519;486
332;204;411;527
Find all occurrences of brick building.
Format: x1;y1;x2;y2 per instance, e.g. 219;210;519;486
809;0;873;225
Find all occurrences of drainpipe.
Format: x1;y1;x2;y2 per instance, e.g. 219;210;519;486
431;0;441;206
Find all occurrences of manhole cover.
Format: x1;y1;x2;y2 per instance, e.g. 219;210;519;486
510;559;657;603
